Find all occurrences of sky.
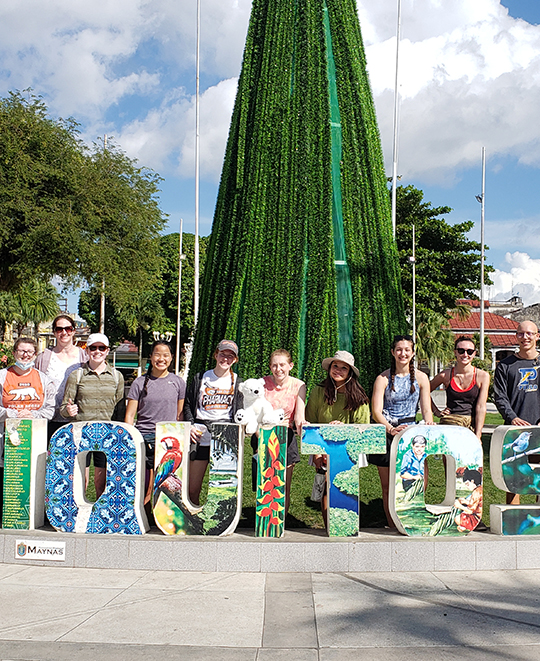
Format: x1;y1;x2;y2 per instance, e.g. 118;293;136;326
1;0;540;308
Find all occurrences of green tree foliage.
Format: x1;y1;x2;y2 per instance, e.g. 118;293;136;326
415;309;455;376
396;185;493;318
0;280;60;339
157;233;209;347
190;0;406;392
0;90;166;302
13;280;60;337
0;91;84;290
78;233;209;361
0;291;19;341
76;145;165;307
78;288;164;349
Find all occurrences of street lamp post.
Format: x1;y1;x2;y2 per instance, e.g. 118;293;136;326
391;0;402;238
194;0;201;330
476;147;486;361
175;219;186;374
409;224;416;365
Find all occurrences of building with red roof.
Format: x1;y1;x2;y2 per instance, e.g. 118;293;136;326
449;301;519;369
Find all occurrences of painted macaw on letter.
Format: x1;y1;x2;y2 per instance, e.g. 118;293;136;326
153;436;183;500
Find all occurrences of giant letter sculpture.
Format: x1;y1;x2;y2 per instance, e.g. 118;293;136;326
301;424;386;536
389;425;483;536
45;422;148;534
490;425;540;535
2;419;47;530
153;421;243;536
255;425;288;537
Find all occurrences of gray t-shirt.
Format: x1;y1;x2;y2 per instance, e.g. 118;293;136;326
127;373;186;436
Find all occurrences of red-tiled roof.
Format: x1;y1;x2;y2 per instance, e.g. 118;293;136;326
449;311;519;332
455;299;489;309
487;334;518;348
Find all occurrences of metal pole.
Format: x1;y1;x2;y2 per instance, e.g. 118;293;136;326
391;0;402;238
175;219;184;374
100;134;108;334
480;147;486;360
412;224;416;346
99;278;105;334
193;0;201;329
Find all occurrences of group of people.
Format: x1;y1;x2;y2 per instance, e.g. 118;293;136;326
1;314;539;527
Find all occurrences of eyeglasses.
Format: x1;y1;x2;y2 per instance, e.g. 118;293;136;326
88;345;108;352
16;349;36;357
456;348;475;355
217;352;236;360
517;332;537;338
54;326;74;333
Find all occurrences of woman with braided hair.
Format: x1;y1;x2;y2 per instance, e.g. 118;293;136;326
125;341;186;497
368;335;433;527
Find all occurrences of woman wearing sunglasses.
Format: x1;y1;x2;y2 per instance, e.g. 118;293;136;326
60;333;125;498
35;315;87;436
430;336;489;438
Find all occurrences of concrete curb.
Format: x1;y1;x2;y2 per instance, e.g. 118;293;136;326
2;527;539;573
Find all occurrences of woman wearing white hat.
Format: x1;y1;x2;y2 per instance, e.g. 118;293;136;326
305;350;370;527
60;333;125;498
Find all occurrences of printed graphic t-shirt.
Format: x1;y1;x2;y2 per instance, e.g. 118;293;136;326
2;367;45;413
196;369;235;424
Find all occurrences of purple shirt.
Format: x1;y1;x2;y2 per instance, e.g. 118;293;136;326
127;373;186;435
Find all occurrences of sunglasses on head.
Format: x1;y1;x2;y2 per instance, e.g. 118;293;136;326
88;345;107;352
54;326;74;333
456;347;475;355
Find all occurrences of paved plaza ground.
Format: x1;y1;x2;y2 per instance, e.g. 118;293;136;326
0;564;539;660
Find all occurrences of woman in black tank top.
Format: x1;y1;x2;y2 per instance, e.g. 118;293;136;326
430;336;490;438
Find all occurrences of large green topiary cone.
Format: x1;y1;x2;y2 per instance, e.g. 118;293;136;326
191;0;406;392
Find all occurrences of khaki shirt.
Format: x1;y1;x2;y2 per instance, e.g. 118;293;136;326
60;364;125;421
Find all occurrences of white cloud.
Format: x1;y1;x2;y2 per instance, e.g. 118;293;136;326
0;0;161;119
2;0;540;190
489;252;540;306
363;0;540;182
485;218;540;255
144;0;251;78
0;0;249;122
114;78;238;178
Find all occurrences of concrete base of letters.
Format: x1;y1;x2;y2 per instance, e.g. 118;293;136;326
2;526;540;573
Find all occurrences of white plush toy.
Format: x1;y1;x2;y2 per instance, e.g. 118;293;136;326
234;378;285;435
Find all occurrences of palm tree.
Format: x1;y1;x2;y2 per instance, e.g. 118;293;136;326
14;280;60;338
415;310;454;377
117;291;165;372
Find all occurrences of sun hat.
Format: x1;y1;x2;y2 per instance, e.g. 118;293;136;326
86;333;110;348
321;350;359;378
217;339;238;356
